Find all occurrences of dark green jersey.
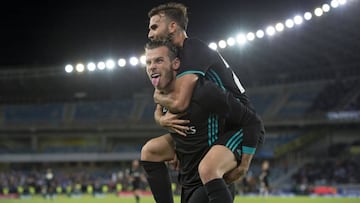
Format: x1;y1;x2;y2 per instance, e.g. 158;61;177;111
170;78;250;188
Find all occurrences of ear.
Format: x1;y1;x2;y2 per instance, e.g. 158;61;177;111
172;57;180;71
169;21;177;33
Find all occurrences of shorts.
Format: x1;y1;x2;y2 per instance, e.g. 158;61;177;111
225;113;265;156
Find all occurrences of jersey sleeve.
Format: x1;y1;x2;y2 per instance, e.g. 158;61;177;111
176;38;217;78
192;79;229;116
192;78;249;123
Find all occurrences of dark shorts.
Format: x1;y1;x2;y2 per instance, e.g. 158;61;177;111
225;112;265;154
214;117;265;166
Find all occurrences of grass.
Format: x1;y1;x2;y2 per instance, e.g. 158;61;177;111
0;195;359;203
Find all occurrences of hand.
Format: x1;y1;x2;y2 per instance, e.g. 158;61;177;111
153;89;163;104
166;154;180;171
223;166;248;184
159;111;190;136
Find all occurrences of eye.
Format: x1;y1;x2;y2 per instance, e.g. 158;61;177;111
155;58;163;64
150;24;158;31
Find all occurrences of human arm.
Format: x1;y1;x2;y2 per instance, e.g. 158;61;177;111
153;74;198;113
191;78;231;116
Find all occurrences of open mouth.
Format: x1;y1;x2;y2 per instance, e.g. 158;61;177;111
151;73;160;78
150;73;160;87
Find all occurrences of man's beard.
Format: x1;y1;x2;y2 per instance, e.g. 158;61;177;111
166;32;174;41
154;32;174;42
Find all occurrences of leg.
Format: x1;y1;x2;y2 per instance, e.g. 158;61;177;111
140;133;175;203
198;145;237;183
199;145;237;203
141;133;175;161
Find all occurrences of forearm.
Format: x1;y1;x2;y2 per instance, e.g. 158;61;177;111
154;92;180;113
154;74;198;113
239;153;253;171
154;104;164;126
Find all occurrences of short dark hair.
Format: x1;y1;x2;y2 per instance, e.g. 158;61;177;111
148;2;188;31
145;39;179;61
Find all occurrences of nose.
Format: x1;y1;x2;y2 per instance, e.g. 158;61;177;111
149;63;157;71
148;30;154;40
146;61;156;73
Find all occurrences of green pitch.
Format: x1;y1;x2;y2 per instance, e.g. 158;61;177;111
0;195;359;203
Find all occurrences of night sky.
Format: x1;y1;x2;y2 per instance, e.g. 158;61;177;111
0;0;323;68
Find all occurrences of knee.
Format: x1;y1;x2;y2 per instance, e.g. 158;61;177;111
140;139;159;161
198;161;219;184
141;138;174;161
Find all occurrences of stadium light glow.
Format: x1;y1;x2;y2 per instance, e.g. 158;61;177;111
97;61;106;70
105;59;115;69
118;58;126;67
322;4;331;12
285;19;295;28
209;42;218;50
304;12;312;20
275;23;284;32
246;32;255;41
76;63;85;73
256;30;264;38
218;40;227;49
314;8;324;17
87;62;96;71
266;26;276;36
293;15;303;25
331;0;340;8
236;34;246;45
227;37;236;46
129;57;139;66
65;64;73;73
